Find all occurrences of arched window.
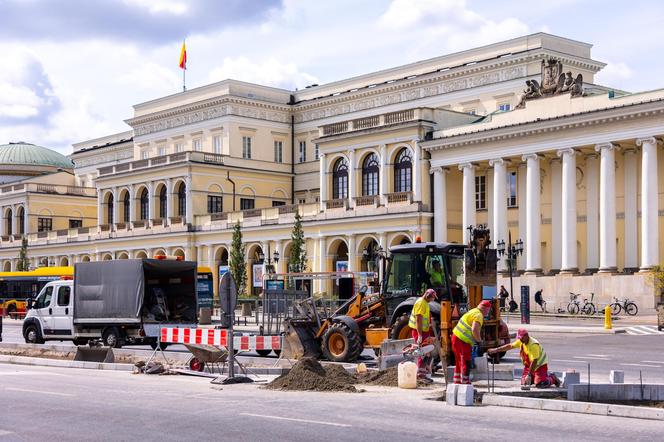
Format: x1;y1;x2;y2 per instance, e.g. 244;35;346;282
394;148;412;193
107;194;114;224
177;182;186;216
361;153;379;196
16;206;25;235
332;158;349;199
140;188;149;220
6;209;13;236
122;192;130;223
159;186;167;219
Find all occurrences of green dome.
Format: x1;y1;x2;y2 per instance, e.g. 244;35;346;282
0;142;74;169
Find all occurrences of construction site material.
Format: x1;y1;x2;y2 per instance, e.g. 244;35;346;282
568;383;664;402
610;370;624;384
378;338;414;370
74;345;114;363
457;384;474;406
265;357;359;392
397;361;417;389
562;371;580;388
0;354;133;371
446;384;458;405
160;327;282;351
446;357;515;381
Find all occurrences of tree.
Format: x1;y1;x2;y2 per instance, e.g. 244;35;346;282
289;211;307;273
230;221;247;296
16;237;30;271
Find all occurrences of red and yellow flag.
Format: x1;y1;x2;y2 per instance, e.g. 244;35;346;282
178;41;187;70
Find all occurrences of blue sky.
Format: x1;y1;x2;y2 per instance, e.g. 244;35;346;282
0;0;661;154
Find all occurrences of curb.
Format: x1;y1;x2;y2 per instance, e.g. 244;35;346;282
515;324;625;334
482;394;664;421
0;354;134;371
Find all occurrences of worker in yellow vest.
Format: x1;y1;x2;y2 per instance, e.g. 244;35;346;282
488;329;560;388
408;288;436;382
451;300;492;384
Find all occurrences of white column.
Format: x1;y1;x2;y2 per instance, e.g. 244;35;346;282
413;140;421;202
197;245;204;264
517;162;527;270
558;148;578;272
459;163;476;243
318;236;326;293
11;204;17;235
112;187;119;225
185;175;193;224
522;154;541;273
596;143;618;272
319;153;327;211
550;158;562;271
23;201;29;234
207;244;215;266
489;158;508;271
348;149;356;207
274;240;283;273
166;178;174;219
97;189;103;225
379;144;387;205
0;206;5;236
347;234;356;271
147;182;154;220
585;154;600;271
637;137;659;269
128;184;135;224
431;167;447;242
622;148;638;270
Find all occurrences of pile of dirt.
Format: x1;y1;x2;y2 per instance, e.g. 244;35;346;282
265;357;359;392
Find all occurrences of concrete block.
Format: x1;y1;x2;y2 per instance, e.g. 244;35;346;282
446;384;458;406
456;384;474;406
609;370;624;384
562;371;580;388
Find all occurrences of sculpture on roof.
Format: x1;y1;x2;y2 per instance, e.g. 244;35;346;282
516;58;584;108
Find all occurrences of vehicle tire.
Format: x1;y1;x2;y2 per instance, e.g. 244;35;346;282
389;313;413;341
610;302;622;316
256;349;272;357
102;327;125;348
321;322;363;362
568;303;580;315
24;324;44;344
149;341;169;351
189;358;205;372
73;338;88;346
625;302;638;316
582;303;596;316
7;304;17;315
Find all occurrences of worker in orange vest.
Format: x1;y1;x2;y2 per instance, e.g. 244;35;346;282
488;328;561;388
451;300;491;384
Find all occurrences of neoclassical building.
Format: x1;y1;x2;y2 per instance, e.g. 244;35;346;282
0;33;660;308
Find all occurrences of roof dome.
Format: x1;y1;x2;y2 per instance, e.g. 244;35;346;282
0;142;74;170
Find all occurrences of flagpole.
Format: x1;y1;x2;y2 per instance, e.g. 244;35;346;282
183;67;186;92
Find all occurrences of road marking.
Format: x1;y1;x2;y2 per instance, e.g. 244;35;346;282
625;326;664;335
0;430;14;436
6;387;75;397
641;360;664;364
586;354;609;358
551;359;588;363
239;413;351;428
620;363;662;368
573;356;609;360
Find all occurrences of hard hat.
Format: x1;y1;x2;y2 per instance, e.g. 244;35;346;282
516;328;529;340
424;288;436;298
479;300;492;308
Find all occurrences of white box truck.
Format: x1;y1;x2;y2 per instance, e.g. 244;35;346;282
22;259;198;348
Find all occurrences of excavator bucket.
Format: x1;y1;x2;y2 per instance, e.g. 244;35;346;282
281;319;320;360
74;345;115;363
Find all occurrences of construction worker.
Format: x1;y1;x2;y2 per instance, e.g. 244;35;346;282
428;259;445;288
488;328;560;388
408;288;436;382
451;300;491;384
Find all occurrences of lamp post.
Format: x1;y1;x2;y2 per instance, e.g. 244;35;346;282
496;231;524;320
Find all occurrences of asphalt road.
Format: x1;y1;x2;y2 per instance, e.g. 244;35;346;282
1;363;663;442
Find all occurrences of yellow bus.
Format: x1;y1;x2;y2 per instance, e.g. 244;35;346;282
0;265;214;316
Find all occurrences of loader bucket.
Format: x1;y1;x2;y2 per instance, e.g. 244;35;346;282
74;346;115;363
281;320;320;360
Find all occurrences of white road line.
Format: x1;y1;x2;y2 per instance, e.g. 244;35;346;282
573;356;609;360
0;430;14;436
551;359;588;363
626;328;650;335
6;387;75;397
620;363;662;368
586;354;609;357
239;413;351;428
641;360;664;364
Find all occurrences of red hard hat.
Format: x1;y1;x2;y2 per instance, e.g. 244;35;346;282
479;300;492;308
516;328;529;340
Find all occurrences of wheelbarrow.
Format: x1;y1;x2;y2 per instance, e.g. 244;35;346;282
184;343;228;373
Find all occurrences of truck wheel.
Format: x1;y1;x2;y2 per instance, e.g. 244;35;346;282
102;327;125;348
321;322;363;362
25;324;45;344
390;313;413;341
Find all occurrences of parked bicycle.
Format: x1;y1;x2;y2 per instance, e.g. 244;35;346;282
567;292;596;315
608;297;639;316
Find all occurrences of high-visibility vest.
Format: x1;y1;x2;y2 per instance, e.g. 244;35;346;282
408;297;430;332
453;308;483;345
520;337;548;368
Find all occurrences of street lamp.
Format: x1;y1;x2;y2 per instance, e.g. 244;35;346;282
272;250;280;264
496;231;523;314
257;250;265;262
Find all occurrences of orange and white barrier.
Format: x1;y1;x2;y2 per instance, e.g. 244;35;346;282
160;327;281;351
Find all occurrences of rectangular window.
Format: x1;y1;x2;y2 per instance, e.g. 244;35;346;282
507;171;518;207
141;150;149;160
57;286;71;306
38;217;53;232
158;146;166;156
274;140;283;163
240;198;254;210
69;219;82;229
272;201;286;207
475;175;486;210
207;195;223;213
193;139;202;151
174;143;183;153
213;135;222;154
498;103;511;112
242;136;252;159
299;141;306;163
314;144;319;160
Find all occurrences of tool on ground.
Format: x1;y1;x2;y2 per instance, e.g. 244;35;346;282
401;343;435;360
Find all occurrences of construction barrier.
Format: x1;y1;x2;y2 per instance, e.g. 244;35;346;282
160;327;281;351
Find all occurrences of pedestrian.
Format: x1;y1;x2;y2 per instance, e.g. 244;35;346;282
408;288;436;383
488;329;560;388
498;285;509;311
534;289;547;312
451;300;492;384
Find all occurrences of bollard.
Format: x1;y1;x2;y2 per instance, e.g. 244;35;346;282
604;305;612;329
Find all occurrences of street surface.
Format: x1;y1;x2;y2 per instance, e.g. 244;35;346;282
1;363;664;442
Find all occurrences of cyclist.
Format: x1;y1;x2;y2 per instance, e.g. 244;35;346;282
534;289;547;313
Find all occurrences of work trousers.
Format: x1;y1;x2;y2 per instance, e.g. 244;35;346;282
411;329;432;376
451;335;472;384
522;363;556;387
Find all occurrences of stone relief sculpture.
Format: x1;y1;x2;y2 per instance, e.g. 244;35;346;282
516;58;584;108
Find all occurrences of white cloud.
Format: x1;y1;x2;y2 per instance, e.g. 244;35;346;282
209;57;319;90
123;0;189;15
595;60;633;90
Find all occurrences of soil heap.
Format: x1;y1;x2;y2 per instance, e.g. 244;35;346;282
265;357;359;392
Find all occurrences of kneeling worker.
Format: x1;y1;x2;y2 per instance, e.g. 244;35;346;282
488;329;560;388
451;300;492;384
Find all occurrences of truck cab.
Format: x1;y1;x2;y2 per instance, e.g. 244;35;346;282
23;279;75;344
